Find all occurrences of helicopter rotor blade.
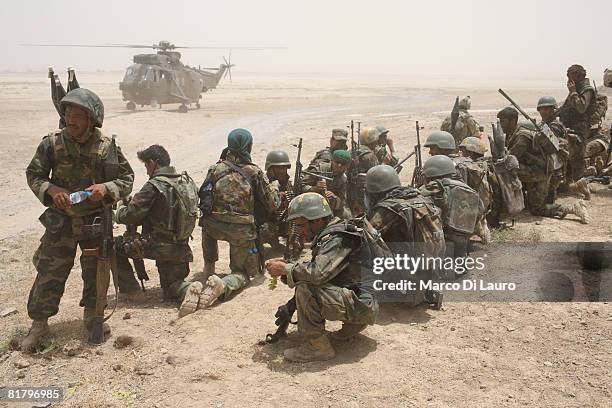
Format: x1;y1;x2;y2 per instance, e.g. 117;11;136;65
22;43;152;48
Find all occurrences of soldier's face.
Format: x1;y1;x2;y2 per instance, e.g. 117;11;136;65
538;107;554;122
144;160;159;177
64;105;90;142
269;166;289;181
499;118;516;134
294;218;325;241
331;161;348;175
330;139;347;151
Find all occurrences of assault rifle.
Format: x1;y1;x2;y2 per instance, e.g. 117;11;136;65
347;120;364;215
82;201;117;345
411;121;425;187
49;66;80;129
393;150;416;174
584;175;611;185
450;96;460;134
124;223;150;292
302;169;333;182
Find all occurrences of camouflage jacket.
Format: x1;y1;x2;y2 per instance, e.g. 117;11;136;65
507;123;549;181
357;145;379;173
26;128;134;218
307;148;332;169
284;217;358;289
441;110;480;145
302;161;349;217
207;153;279;225
374;144;399;166
560;78;595;136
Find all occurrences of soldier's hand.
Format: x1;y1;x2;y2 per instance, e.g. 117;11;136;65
265;259;287;277
324;190;336;201
315;180;327;193
86;184;108;201
47;185;71;210
567;80;576;93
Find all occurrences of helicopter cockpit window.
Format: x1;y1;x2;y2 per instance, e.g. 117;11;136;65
124;64;149;81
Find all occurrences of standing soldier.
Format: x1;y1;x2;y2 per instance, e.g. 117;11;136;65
302;149;352;219
375;125;399;166
306;128;349;169
260;150;293;251
419;155;482;260
497;107;590;223
13;88;134;352
441;96;481;146
114;145;200;307
265;193;386;362
182;129;279;317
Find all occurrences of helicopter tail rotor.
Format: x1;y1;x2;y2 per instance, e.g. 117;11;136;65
222;51;235;82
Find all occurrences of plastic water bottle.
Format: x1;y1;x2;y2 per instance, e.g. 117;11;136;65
69;191;92;204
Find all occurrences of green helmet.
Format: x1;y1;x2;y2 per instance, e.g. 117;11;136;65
459;137;487;155
424;131;455;150
359;127;380;145
537;96;558;109
366;165;401;194
423;155;456;179
59;88;105;128
286;192;332;221
265;150;291;170
376;125;389;136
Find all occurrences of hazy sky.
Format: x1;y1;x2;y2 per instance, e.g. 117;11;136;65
3;0;611;80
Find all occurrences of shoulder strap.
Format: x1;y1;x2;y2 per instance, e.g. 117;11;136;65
223;160;253;184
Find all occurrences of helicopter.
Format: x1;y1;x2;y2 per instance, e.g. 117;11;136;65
25;40;283;112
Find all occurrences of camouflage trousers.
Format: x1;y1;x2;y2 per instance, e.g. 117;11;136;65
294;282;378;339
201;218;262;300
547;168;564;204
114;236;192;302
28;228;100;321
523;179;561;218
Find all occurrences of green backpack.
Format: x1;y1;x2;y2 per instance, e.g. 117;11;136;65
153;172;199;241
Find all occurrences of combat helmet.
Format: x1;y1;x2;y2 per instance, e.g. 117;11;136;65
423;155;456;179
359;127;381;145
286;192;333;221
366;165;401;194
459;137;487;156
537;96;558;110
60;88;105;128
375;125;389;136
265;150;291;170
423;131;455;150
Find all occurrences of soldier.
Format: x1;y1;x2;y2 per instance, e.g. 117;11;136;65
497;107;590;224
441;96;481;145
260;150;293;250
13;88;134;352
114;145;200;307
419;155;482;259
302;149;352;219
536;96;590;201
366;165;445;304
181;129;279;317
347;127;381;216
265;193;384;362
306;128;349;169
374;125;399;166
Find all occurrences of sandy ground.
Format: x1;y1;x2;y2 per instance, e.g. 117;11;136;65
0;71;610;407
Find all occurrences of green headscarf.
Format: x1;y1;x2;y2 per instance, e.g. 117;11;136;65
222;128;253;163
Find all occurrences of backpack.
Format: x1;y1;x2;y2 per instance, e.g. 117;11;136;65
454;158;492;211
440;178;481;235
198;165;216;220
492;155;525;215
590;93;608;126
151;172;198;242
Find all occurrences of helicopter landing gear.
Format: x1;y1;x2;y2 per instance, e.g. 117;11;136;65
178;104;188;113
126;101;136;111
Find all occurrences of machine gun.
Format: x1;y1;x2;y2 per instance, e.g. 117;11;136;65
81;202;117;345
498;88;560;155
393;150;416;174
411;121;425;186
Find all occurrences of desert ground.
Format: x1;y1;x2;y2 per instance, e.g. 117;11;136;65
0;71;610;407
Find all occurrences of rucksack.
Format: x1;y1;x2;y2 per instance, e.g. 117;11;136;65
454;158;492;211
492;155;525;215
440;178;481;235
152;172;198;242
590;93;608;126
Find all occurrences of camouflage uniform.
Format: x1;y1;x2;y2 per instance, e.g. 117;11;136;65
115;166;198;301
347;145;379;215
259;176;293;248
441;108;480;146
201;151;279;299
547;119;569;202
374;144;399;166
302;161;350;219
25;127;134;320
284;217;378;339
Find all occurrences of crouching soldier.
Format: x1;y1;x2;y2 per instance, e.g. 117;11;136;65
265;192;389;362
114;145;200;308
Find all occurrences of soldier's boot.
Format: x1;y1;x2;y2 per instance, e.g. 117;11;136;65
329;323;367;342
83;308;111;336
199;275;225;309
568;179;591;200
559;200;591;224
283;334;336;362
178;281;203;318
10;319;50;353
203;262;215;279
